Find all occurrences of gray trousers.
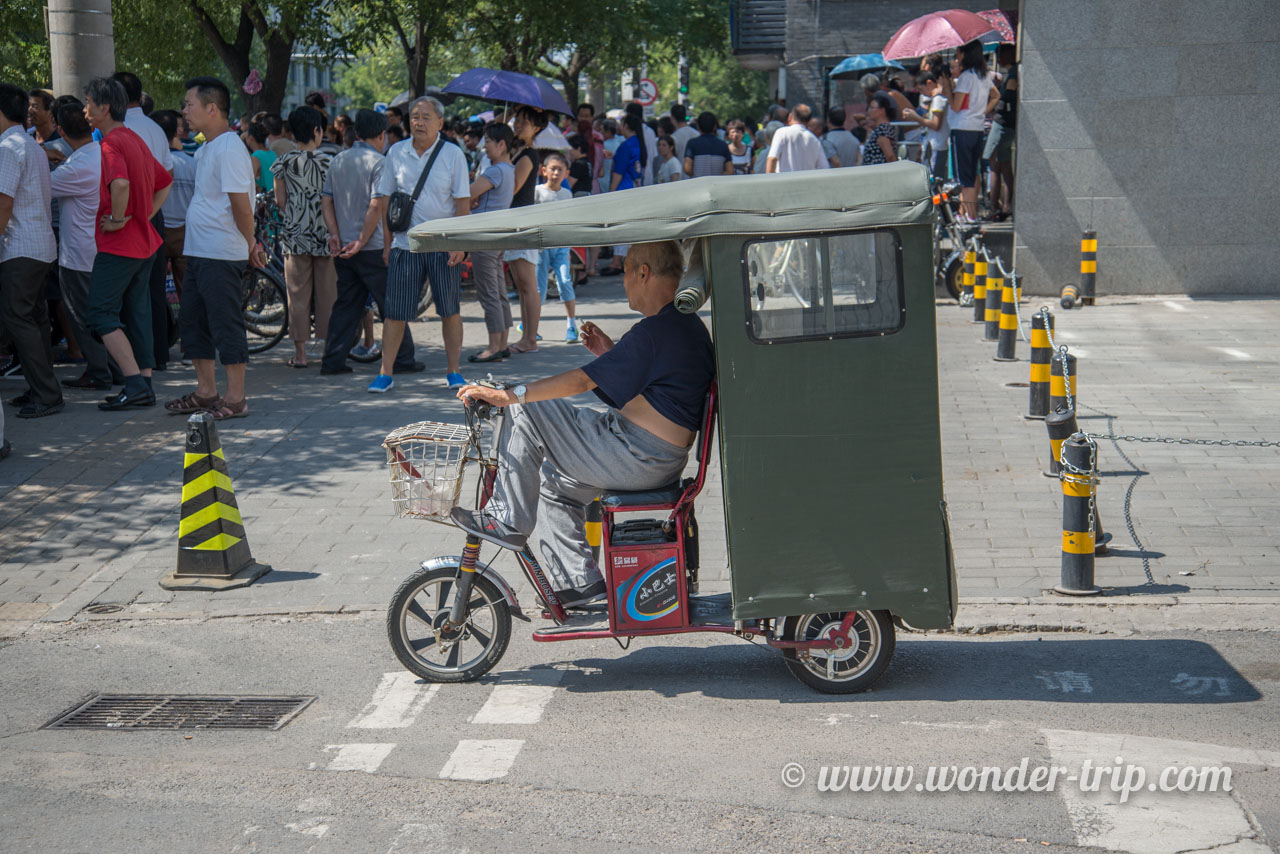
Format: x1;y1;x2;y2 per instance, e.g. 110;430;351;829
471;250;512;334
59;266;111;384
488;399;689;592
0;257;60;406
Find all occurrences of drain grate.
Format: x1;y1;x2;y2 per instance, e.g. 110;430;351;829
43;694;315;731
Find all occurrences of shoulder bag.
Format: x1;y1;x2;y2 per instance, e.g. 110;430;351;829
387;138;444;233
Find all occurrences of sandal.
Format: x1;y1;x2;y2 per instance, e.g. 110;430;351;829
207;397;249;420
165;391;219;414
509;341;538;354
287;358;308;368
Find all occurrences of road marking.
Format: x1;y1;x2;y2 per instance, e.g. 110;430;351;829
1212;347;1251;360
1044;729;1280;854
471;670;563;724
439;739;525;781
900;719;1007;732
1171;673;1231;696
324;743;396;773
1163;300;1189;312
348;671;439;728
284;817;330;838
1034;671;1093;693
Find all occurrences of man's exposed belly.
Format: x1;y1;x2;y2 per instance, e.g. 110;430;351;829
618;395;695;448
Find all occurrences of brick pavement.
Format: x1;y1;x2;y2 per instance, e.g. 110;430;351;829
2;282;1279;629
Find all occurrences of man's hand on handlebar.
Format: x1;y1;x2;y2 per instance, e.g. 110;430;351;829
579;321;613;356
457;382;515;409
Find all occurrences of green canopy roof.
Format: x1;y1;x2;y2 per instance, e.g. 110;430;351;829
408;161;934;252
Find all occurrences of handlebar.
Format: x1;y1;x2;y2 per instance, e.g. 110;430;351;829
462;376;509;422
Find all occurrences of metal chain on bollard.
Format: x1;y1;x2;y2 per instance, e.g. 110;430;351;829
991;252;1029;343
1058;345;1074;412
1040;306;1057;351
1058;434;1098;539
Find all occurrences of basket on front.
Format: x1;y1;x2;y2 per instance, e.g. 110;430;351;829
383;421;473;520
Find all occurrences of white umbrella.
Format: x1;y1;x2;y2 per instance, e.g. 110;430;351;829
531;122;570;151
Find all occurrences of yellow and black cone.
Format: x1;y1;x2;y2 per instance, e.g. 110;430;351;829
161;412;270;591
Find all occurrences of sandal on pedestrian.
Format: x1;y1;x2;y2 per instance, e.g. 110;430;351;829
207;397;249;420
165;391;219;414
509;341;538;354
287;358;308;368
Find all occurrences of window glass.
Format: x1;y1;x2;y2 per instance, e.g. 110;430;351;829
744;230;903;343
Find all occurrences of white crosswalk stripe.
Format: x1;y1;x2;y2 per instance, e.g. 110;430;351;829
438;739;525;781
347;671;439;729
471;670;563;725
324;743;396;773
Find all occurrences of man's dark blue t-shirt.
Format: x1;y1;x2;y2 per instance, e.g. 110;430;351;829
582;303;714;433
684;132;731;178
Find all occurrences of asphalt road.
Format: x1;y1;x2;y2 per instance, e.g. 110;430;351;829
2;616;1277;853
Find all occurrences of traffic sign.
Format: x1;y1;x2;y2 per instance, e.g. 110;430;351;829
635;78;658;106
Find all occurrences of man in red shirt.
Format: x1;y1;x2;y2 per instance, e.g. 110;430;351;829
81;77;172;410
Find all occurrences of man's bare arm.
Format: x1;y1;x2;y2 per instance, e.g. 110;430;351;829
457;368;595;408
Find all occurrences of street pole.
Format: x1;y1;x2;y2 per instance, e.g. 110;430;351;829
47;0;116;97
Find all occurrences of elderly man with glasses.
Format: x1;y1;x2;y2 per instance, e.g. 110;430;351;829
369;96;470;393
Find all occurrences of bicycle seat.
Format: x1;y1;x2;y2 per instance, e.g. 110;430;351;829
599;481;683;509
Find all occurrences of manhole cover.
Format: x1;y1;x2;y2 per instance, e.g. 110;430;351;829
1005;382;1029;388
84;603;124;614
43;694;315;730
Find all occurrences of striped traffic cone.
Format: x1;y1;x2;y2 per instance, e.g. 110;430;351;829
161;412;270;590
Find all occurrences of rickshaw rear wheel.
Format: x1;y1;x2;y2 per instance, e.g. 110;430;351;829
387;566;512;683
781;610;895;694
942;255;964;301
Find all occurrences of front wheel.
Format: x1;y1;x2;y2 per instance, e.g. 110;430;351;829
387;566;512;682
781;609;895;694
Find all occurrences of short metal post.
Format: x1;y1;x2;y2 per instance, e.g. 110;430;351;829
961;248;975;308
1056;433;1101;595
1080;230;1097;305
972;255;988;323
1050;350;1077;415
1045;407;1077;478
1027;310;1054;419
983;267;1002;340
994;276;1019;361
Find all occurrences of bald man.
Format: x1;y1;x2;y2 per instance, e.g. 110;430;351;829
454;240;714;608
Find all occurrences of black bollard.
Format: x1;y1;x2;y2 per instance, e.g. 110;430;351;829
972;255;988;323
961;248;975;308
1080;230;1097;306
1045;407;1078;478
1027;310;1054;419
983;268;1002;340
1055;433;1101;595
1050;350;1078;415
994;276;1019;361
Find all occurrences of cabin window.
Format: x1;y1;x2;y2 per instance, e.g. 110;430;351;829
743;230;904;343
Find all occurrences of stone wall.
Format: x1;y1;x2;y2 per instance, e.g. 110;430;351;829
1015;0;1280;295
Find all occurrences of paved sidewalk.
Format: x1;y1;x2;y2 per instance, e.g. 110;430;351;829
2;282;1279;630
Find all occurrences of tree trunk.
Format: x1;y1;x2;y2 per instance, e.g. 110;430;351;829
188;0;296;117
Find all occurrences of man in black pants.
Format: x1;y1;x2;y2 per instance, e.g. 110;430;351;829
319;108;420;375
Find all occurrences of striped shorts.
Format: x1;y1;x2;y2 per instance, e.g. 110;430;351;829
385;248;461;320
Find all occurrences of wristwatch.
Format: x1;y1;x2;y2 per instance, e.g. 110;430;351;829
511;384;527;406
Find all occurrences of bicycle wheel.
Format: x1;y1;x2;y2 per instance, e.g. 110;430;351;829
415;287;434;321
242;266;288;354
387;565;512;683
780;609;895;694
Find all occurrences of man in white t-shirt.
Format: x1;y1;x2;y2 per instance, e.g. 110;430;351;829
169;76;266;421
113;71;178;370
766;104;829;173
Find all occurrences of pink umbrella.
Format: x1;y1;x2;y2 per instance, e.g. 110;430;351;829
883;9;999;60
978;9;1017;43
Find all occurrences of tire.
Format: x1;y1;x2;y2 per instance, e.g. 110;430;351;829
781;609;895;694
387;565;512;683
242;267;288;354
942;254;963;301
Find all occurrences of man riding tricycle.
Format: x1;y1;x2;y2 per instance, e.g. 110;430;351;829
382;161;955;694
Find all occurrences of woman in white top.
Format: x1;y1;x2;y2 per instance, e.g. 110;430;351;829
942;40;998;222
652;135;682;184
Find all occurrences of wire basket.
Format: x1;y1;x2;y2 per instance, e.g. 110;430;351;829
382;421;473;520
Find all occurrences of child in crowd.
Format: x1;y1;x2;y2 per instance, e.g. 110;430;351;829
564;135;593;197
466;123;517;363
533;152;579;342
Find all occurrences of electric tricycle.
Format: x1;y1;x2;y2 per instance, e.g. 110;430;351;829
382;161;956;694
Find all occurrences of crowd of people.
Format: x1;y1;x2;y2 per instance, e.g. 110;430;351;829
0;44;1016;454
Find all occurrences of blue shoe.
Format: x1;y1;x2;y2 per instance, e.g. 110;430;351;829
368;374;394;393
565;323;579;343
446;372;466;388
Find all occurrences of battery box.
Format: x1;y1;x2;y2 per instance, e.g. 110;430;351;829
605;519;687;632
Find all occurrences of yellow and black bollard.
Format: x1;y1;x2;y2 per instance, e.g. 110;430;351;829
972;255;988;323
1050;349;1077;415
1055;433;1101;595
1060;283;1078;309
1044;406;1078;478
1080;230;1097;306
585;497;603;566
161;412;271;590
983;265;1003;340
994;275;1019;362
1027;310;1055;419
960;247;975;308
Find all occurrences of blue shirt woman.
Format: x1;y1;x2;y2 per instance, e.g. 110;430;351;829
611;134;642;191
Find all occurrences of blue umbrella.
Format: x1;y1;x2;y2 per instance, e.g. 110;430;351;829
441;68;574;116
828;53;907;80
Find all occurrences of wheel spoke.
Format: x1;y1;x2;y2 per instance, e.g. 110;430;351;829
438;579;453;604
406;598;434;628
468;623;491;646
409;634;437;651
